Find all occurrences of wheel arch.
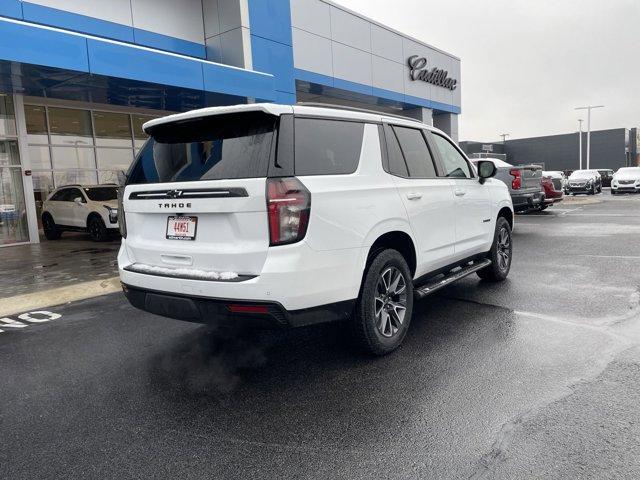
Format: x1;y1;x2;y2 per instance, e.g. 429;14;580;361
364;229;417;278
86;211;103;228
497;206;513;230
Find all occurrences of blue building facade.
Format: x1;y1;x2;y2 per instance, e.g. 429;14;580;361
0;0;461;246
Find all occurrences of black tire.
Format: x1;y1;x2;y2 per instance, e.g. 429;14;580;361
352;249;414;356
42;213;61;240
88;215;108;242
477;216;512;282
611;190;616;195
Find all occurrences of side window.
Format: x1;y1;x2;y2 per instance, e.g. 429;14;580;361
66;188;85;202
50;189;67;201
393;126;437;178
383;125;408;177
294;118;364;176
432;134;472;179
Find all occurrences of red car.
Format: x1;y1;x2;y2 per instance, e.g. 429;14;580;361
540;172;564;210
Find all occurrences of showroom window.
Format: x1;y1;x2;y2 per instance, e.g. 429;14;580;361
24;104;157;228
25;105;157;193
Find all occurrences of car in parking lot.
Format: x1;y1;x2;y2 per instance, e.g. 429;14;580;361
42;184;119;241
540;171;564;209
470;157;543;212
611;167;640;194
566;169;602;195
598;169;615;187
118;103;514;355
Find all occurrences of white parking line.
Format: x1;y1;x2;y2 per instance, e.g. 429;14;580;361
572;254;640;260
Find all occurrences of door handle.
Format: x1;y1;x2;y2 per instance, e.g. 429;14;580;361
406;192;423;200
454;189;466;197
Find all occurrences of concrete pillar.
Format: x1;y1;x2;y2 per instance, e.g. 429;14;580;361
433;113;459;142
403;107;433;125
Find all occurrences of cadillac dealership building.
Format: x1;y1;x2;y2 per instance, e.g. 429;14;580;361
0;0;461;246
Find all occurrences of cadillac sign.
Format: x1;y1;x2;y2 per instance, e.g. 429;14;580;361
408;55;458;91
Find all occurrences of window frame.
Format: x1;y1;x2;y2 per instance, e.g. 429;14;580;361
381;122;443;179
428;131;476;180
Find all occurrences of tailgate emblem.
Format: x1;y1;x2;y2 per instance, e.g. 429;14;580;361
166;189;183;199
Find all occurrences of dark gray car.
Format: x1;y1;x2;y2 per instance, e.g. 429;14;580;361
471;158;543;212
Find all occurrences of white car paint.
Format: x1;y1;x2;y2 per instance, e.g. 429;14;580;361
42;185;119;230
611;167;640;193
119;104;513;313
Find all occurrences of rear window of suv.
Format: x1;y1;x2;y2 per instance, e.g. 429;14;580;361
294;118;364;176
127;112;276;184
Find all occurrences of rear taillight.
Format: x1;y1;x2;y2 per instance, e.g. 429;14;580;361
510;169;522;190
267;177;311;246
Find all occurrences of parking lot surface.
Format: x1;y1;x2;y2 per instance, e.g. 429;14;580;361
2;192;640;479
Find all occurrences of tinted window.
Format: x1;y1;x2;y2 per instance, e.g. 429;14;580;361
84;187;118;201
393;126;437;178
127;112;276;184
432;134;472;178
66;188;85;202
294;118;364;175
50;189;67;201
384;125;408;177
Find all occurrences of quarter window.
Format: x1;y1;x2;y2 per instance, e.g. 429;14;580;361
384;125;408;177
432;134;472;178
294;118;364;176
392;126;437;178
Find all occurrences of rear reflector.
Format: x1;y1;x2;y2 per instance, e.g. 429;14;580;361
227;304;269;314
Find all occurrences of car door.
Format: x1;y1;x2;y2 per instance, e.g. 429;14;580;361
66;187;88;227
383;124;456;277
53;188;76;226
429;132;492;259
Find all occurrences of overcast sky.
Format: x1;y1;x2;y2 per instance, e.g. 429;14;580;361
334;0;639;141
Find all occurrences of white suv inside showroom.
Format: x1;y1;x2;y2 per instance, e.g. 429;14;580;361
118;104;514;355
42;184;119;242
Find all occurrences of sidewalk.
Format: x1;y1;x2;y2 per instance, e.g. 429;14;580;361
0;233;121;316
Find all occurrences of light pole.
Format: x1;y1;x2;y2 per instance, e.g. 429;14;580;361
575;105;604;169
578;119;583;170
500;133;510;144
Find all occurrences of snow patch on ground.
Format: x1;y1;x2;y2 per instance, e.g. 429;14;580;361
129;263;239;281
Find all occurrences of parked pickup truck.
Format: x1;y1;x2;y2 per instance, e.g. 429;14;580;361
471;158;543;212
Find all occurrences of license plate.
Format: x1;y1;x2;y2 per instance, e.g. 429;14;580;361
166;216;197;241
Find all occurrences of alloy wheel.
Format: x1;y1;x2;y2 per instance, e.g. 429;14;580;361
374;267;407;338
497;227;511;271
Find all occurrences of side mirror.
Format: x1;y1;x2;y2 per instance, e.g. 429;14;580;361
73;197;83;205
477;161;497;184
116;170;128;187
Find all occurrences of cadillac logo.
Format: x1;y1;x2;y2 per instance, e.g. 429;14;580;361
408;55;458;91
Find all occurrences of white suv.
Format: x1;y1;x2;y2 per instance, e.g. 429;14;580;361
611;167;640;194
42;184;119;241
118;104;513;355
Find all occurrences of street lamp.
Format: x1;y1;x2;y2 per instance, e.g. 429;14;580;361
500;133;510;144
575;105;604;169
577;119;583;170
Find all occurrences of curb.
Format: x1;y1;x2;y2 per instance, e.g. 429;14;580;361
0;277;121;317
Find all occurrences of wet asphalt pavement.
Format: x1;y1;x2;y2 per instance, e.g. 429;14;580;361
2;192;640;479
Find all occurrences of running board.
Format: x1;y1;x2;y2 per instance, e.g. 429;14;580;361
414;259;492;299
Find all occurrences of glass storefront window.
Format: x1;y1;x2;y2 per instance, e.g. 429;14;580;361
48;107;93;146
0;95;17;137
96;148;133;171
93;111;132;147
0;140;20;167
27;145;52;170
132;114;154;149
51;146;96;170
53;170;98;187
0;166;29;244
25;105;48;144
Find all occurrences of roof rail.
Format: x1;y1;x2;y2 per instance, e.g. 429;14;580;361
295;102;422;123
